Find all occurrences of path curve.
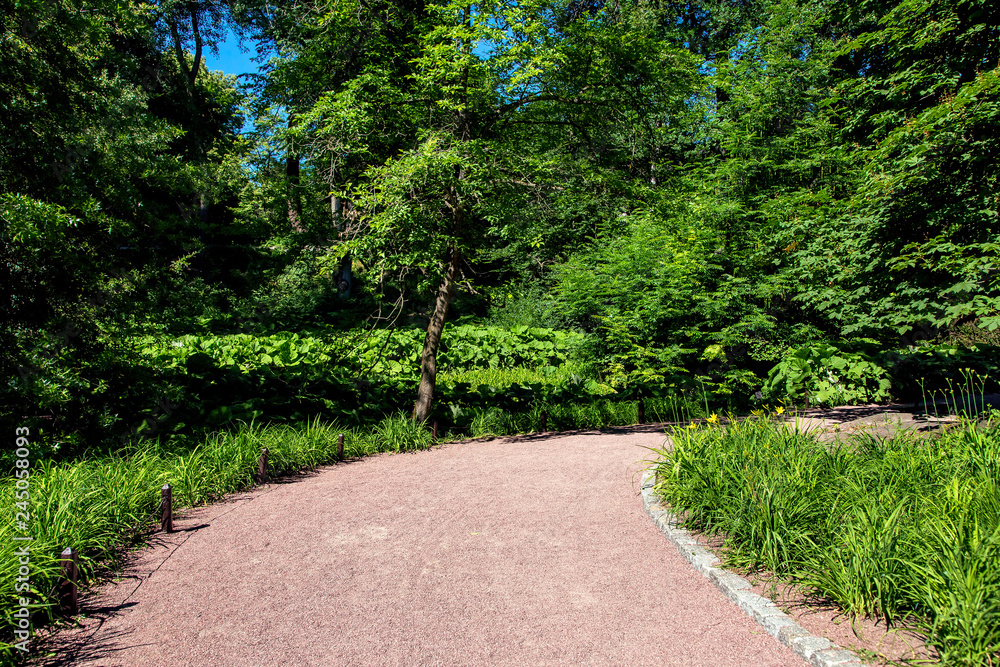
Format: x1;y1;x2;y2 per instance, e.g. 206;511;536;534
34;427;804;666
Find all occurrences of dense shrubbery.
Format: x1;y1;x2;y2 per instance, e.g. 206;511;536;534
763;342;893;407
12;318;998;466
351;325;585;377
33;326;595;448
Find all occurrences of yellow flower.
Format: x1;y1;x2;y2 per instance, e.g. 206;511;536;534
687;422;697;429
775;406;785;415
707;412;719;424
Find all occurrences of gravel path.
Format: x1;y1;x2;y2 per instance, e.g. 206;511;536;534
34;427;804;666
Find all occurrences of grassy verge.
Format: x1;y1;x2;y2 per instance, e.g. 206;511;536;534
651;414;1000;666
0;415;432;662
461;396;697;438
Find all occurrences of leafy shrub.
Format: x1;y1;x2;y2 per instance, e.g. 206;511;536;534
883;341;1000;402
135;326;590;436
764;343;892;406
141;332;337;372
127;324;704;442
485;282;565;329
3;329;171;462
349;324;585;378
137;332;361;435
248;248;344;327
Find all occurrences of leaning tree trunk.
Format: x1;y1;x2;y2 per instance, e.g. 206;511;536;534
413;19;471;425
413;248;460;424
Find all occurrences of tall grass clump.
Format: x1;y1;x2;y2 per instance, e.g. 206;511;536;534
0;414;435;660
440;362;602;390
464;396;699;438
653;414;1000;665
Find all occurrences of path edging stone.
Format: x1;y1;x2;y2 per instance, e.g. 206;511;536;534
639;469;870;667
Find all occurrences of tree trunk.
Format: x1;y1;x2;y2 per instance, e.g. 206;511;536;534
198;192;209;224
190;8;203;89
331;195;352;297
331;195;343;230
287;115;303;231
413;248;459;424
413;16;471;424
337;254;352;298
286;154;303;231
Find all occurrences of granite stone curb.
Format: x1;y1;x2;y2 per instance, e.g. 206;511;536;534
640;469;871;667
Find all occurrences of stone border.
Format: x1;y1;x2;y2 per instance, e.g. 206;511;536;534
640;470;870;667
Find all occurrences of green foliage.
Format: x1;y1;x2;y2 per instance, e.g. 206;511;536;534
249;249;343;326
372;413;433;452
461;395;698;438
795;0;1000;335
884;341;1000;402
440;363;604;392
137;332;357;433
484;282;564;329
125;326;589;438
764;343;893;406
0;195;81;245
349;325;585;379
142;332;336;372
654;414;1000;664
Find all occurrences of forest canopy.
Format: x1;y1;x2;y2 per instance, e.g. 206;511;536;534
2;0;999;452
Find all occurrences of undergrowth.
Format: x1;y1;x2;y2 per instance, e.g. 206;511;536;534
462;396;697;437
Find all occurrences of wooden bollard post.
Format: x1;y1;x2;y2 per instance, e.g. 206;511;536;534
59;547;78;615
540;410;548;433
257;447;269;483
337;433;344;461
160;484;173;533
431;421;438;442
638;398;645;425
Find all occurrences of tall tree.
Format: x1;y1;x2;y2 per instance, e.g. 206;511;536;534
308;0;698;421
794;0;1000;336
1;0;247;449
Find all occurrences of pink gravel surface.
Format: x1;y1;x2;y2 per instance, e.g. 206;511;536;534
33;427;804;666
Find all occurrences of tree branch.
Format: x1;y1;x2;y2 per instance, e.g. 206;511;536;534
190;8;203;89
170;19;194;90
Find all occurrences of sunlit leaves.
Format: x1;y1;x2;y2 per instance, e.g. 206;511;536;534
0;195;80;245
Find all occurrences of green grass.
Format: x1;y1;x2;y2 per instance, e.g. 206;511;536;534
652;413;1000;666
0;414;433;661
464;396;699;438
439;362;611;393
